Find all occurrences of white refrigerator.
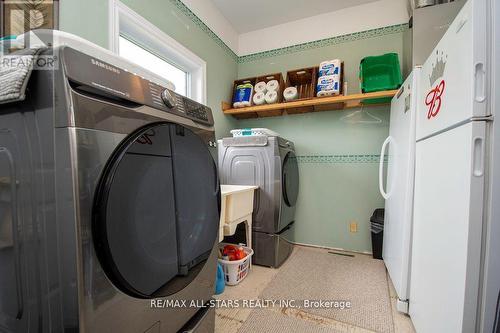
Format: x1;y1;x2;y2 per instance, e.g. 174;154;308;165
379;68;420;314
409;0;493;332
478;1;500;332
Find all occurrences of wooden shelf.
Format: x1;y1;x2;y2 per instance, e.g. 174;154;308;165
222;90;398;119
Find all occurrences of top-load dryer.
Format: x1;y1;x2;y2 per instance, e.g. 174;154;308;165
0;35;219;332
218;134;299;267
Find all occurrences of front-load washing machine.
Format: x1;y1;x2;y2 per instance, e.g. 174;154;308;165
218;135;299;267
0;42;219;331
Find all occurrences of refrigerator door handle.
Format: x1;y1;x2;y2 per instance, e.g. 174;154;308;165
474;62;486;103
472;136;485;177
379;136;392;199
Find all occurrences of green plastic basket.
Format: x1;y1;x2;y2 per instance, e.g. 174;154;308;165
359;53;402;104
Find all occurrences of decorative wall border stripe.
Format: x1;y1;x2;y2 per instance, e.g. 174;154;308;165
169;1;408;64
295;154;387;164
169;0;238;61
237;24;409;63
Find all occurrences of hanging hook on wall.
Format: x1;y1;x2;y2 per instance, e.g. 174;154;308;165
340;104;382;124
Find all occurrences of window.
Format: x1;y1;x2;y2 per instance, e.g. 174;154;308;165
109;0;206;103
119;36;187;96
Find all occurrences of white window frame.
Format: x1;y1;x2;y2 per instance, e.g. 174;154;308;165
108;0;206;103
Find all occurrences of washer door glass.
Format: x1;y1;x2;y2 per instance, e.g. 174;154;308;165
92;123;220;298
282;151;299;207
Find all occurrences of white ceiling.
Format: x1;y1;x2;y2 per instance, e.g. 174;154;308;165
211;0;379;33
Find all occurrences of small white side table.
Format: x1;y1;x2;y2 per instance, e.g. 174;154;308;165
219;185;258;249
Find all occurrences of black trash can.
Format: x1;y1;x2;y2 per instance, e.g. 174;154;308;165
370;208;385;259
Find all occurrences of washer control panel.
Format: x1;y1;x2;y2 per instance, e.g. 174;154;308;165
184;98;209;122
62;47;214;126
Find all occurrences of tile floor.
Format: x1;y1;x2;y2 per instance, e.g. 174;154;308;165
215;246;415;333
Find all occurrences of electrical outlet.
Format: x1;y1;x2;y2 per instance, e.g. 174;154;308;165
349;221;358;233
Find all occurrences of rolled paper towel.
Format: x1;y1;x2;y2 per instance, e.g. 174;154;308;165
265;90;278;104
316;82;340;96
233;83;253;107
266;79;279;92
283;86;298;101
317;75;340;96
317;75;340;85
319;59;341;77
254;81;267;93
253;91;266;105
317;90;337;97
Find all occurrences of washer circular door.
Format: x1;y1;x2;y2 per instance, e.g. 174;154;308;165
92;123;220;298
282;151;299;207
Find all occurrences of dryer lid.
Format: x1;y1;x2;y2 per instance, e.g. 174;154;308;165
222;136;268;147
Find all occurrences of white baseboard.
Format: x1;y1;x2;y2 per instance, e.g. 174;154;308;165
289;241;373;256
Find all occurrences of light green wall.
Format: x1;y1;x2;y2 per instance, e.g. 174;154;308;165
59;0;109;49
59;0;237;139
236;32;404;252
59;0;404;253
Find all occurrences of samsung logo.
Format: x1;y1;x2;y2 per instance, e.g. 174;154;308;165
91;59;121;74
